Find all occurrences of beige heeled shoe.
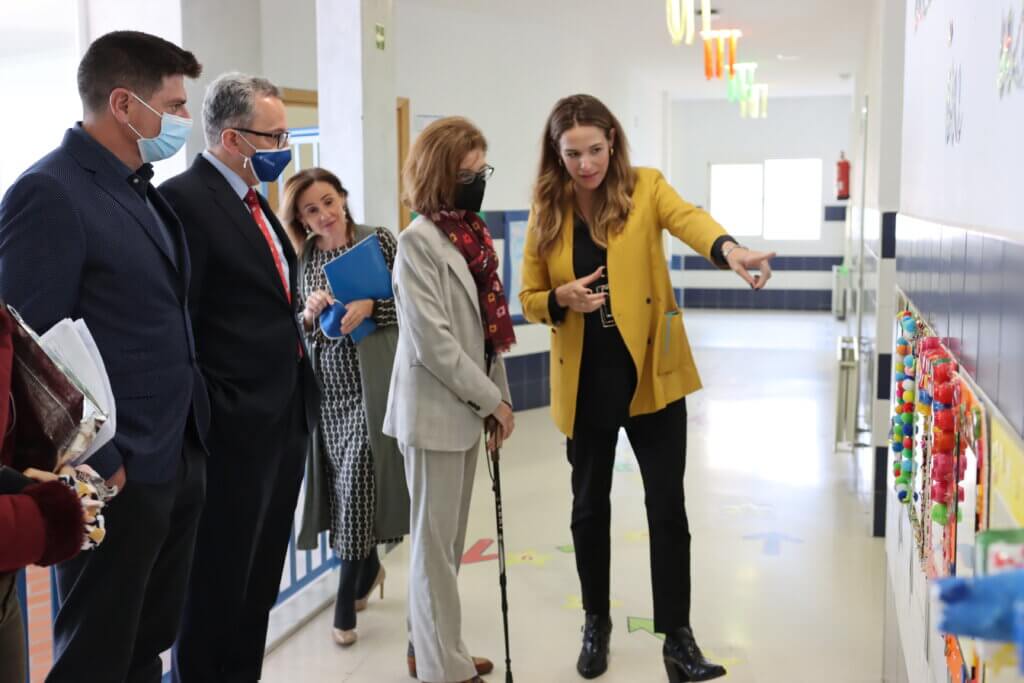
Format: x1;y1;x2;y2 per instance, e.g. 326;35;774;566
354;566;386;612
333;628;358;647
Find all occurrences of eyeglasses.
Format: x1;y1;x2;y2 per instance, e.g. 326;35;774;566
456;164;495;185
234;127;291;149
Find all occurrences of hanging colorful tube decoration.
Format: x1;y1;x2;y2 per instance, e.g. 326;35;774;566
727;70;739;101
666;0;685;45
733;62;757;99
684;0;696;45
728;31;738;76
701;0;712;34
715;32;725;78
666;0;697;46
703;33;714;79
701;29;741;80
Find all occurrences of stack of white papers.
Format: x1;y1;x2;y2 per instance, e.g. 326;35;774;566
39;319;115;465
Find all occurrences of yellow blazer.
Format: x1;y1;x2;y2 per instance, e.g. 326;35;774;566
519;167;727;437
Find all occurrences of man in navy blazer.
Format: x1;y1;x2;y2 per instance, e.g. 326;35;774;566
160;73;318;682
0;32;209;682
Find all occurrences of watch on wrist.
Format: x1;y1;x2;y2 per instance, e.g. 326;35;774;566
722;243;745;260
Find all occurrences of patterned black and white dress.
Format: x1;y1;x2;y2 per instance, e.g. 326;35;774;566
300;227;401;560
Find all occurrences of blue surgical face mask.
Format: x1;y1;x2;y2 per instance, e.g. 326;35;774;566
126;93;192;163
239;134;293;182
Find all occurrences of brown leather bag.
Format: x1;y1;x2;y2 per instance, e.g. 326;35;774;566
0;304;85;473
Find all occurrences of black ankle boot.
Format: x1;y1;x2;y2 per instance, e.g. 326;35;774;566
576;614;612;679
663;626;726;682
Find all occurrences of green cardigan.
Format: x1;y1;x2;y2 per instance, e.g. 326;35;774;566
296;224;409;551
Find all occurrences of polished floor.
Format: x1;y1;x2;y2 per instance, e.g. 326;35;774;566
261;311;885;683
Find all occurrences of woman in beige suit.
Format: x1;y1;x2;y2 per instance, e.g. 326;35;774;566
383;117;515;683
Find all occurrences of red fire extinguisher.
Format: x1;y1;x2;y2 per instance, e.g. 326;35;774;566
836;151;851;200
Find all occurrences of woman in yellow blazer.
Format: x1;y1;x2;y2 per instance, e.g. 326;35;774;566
520;94;775;683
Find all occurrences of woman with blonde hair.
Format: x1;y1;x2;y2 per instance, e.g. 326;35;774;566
384;117;514;683
520;94;775;682
282;167;408;647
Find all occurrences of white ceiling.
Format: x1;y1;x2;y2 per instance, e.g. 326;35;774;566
411;0;868;99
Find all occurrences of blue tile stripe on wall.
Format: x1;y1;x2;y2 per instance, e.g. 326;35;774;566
824;204;848;221
504;352;550;410
682;255;843;271
881;211;896;259
680;287;831;311
873;447;887;537
877;353;892;400
896;213;1024;439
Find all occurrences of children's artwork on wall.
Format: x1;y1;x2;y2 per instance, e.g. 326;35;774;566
915;0;935;30
946;63;965;145
998;4;1024;97
943;378;988;683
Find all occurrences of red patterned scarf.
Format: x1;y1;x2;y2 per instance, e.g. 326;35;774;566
432;209;516;354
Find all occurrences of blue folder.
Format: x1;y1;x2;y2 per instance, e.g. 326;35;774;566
318;233;393;344
321;233;394;302
319;301;376;343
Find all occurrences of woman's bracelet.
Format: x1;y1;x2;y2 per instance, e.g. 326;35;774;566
722;243;745;261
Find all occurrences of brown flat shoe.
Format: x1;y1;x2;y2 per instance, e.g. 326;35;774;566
407;654;493;678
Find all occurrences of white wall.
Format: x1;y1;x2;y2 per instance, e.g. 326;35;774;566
394;0;665;212
900;0;1024;239
849;0;905;215
260;0;318;92
670;95;853;263
316;0;398;231
358;0;398;230
0;48;80;192
180;0;264;159
180;0;319;159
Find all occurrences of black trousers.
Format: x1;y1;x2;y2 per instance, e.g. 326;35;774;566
567;397;691;633
48;432;206;683
173;391;307;683
333;547;381;630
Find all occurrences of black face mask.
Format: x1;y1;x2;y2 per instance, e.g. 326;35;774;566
453;175;486;213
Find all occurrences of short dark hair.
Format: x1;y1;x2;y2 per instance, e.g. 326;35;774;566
77;31;202;113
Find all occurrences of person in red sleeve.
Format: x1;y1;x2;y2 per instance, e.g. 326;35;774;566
0;304;86;683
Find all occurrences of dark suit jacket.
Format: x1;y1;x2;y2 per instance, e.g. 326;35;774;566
0;125;209;483
159;155;318;453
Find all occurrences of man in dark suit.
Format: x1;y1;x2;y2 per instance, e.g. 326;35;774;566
160;73;318;682
0;31;209;682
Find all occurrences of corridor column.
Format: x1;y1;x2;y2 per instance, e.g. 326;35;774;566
316;0;399;230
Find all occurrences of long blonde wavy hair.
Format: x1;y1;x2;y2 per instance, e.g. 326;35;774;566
530;94;635;258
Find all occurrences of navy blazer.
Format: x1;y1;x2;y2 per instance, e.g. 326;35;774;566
0;125;209;483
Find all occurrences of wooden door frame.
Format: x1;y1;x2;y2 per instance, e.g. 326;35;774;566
266;88;319;213
397;97;411;230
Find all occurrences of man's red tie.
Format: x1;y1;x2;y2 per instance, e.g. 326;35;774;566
244;189;303;359
244;188;290;303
